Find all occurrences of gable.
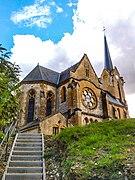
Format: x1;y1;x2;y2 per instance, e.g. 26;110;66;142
101;68;110;79
70;54;99;84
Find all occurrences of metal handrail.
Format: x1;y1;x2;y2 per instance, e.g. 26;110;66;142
42;134;46;180
2;133;18;180
0;122;14;148
0;120;18;160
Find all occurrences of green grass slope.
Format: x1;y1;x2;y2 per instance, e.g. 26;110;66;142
45;119;135;179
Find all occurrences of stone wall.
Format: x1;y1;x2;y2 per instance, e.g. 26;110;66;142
19;82;57;126
19;83;41;126
40;112;67;135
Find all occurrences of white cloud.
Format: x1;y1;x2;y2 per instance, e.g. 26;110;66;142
11;4;50;23
73;0;135;27
49;1;56;6
67;3;73;7
10;35;55;72
126;94;135;118
31;16;52;28
56;7;63;13
10;0;135;117
67;0;77;7
11;0;63;28
10;33;80;78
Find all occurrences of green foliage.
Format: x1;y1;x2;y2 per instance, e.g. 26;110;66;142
44;151;54;159
54;119;135;179
0;44;20;127
64;159;73;172
0;131;4;140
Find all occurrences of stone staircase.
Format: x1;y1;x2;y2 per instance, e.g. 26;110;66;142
2;133;46;180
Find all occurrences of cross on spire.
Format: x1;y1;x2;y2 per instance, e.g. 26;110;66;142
103;26;106;33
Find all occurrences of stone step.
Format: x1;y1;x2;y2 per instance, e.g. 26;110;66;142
14;147;42;151
11;155;42;161
17;136;42;141
9;161;42;167
2;133;45;180
18;133;42;136
15;143;42;147
16;139;42;142
18;133;41;137
12;151;42;155
5;173;42;180
7;167;43;173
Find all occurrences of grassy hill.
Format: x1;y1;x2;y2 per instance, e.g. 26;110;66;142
45;119;135;180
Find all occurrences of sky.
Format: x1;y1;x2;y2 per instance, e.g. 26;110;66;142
0;0;135;117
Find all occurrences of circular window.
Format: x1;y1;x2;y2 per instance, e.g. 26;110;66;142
82;88;97;109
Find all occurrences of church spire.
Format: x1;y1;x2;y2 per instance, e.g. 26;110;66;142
104;31;113;72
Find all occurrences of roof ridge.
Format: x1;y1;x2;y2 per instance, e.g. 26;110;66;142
57;73;61;85
39;65;59;73
39;65;50;82
60;61;80;74
38;65;44;80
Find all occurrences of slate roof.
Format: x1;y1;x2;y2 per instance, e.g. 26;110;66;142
107;94;125;107
59;68;70;84
19;119;39;132
22;65;59;85
59;61;80;84
22;61;81;85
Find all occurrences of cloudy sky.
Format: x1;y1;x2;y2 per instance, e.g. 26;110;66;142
0;0;135;117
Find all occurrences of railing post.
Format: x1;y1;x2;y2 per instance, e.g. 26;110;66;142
15;122;18;134
5;131;9;161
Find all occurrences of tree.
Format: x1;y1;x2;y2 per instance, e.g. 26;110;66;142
0;44;20;128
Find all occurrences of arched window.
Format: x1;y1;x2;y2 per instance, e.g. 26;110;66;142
27;90;35;123
46;91;54;116
61;86;66;103
53;126;59;135
112;106;116;119
90;118;93;123
84;117;89;125
117;108;121;119
123;110;127;119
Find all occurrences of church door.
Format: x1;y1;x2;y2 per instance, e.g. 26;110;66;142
27;90;35;123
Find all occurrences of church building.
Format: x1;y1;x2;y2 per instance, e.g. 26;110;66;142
18;35;129;134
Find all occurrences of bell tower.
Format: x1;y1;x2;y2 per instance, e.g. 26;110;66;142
101;30;127;104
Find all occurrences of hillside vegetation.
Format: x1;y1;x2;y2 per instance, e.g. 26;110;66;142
45;119;135;180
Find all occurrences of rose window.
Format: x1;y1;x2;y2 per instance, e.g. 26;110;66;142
82;88;97;109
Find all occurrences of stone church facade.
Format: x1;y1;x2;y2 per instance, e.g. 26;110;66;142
18;35;129;135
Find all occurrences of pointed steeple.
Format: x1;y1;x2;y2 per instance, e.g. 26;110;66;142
104;33;113;71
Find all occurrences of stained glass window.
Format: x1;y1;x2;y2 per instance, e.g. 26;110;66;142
27;90;35;123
